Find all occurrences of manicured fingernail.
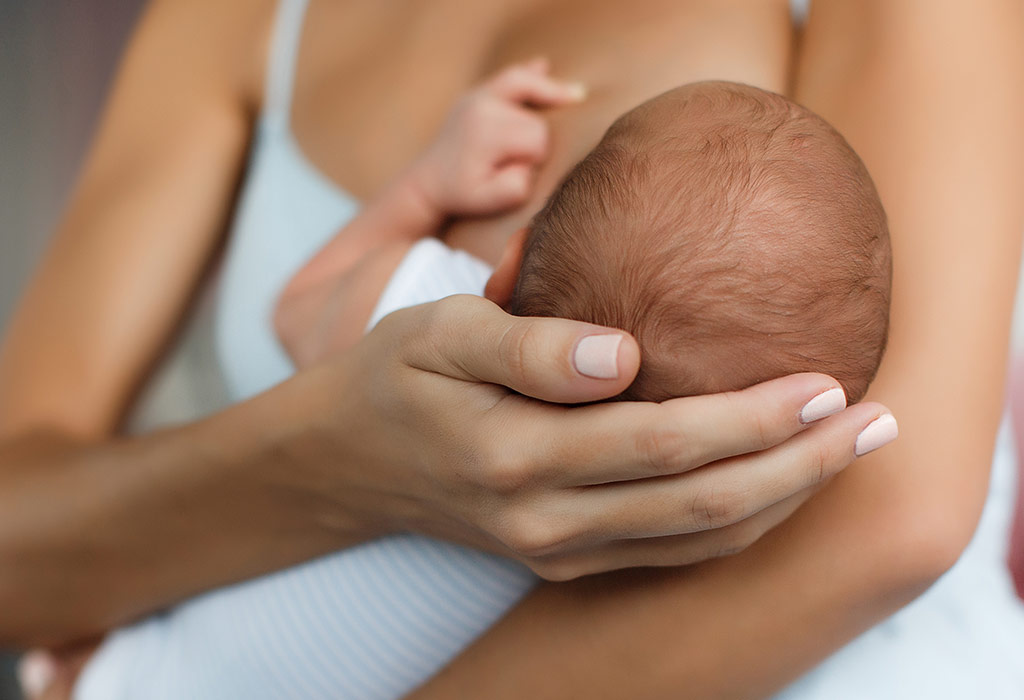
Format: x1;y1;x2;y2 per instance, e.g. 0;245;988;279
855;414;899;456
566;82;587;101
799;387;847;424
18;650;56;696
574;334;622;379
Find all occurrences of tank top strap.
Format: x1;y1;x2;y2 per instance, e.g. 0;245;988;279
261;0;311;131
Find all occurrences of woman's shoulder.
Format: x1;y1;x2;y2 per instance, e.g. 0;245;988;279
135;0;280;111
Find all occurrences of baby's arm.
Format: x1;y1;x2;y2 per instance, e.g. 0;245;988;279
275;60;585;368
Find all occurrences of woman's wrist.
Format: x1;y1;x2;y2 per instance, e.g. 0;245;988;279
198;362;394;547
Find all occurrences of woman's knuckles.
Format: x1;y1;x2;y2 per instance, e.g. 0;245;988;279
635;420;698;475
376;302;441;357
807;439;834;486
496;319;552;393
475;449;538;494
687;483;752;532
528;556;590;582
495;506;580;560
718;385;798;452
421;295;482;348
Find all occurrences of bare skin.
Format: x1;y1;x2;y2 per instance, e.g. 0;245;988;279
8;0;1019;697
287;0;794;262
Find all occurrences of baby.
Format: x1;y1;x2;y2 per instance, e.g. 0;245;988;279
279;64;890;404
75;64;890;700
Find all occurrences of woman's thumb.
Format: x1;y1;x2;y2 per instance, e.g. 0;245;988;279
393;295;640;403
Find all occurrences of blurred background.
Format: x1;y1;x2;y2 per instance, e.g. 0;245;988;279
2;2;1024;699
1;2;143;696
1;0;142;331
1;1;226;696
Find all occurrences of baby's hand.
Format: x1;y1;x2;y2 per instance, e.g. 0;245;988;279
408;59;585;217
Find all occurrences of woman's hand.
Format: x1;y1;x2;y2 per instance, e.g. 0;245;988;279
12;293;895;700
312;294;895;579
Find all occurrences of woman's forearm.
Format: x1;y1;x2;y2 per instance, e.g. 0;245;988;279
0;367;374;647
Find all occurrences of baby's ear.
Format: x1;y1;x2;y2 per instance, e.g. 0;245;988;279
484;227;529;308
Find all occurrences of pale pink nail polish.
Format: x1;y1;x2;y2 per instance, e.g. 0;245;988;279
573;334;622;379
855;414;899;456
799;387;847;424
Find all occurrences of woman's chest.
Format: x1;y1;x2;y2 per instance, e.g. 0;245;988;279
287;0;791;262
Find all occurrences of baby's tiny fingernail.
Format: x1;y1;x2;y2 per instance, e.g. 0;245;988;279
574;334;622;380
18;650;56;696
855;414;899;456
800;387;847;424
565;82;587;101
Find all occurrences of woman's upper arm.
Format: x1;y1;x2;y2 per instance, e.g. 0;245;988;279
0;0;271;440
791;0;1024;562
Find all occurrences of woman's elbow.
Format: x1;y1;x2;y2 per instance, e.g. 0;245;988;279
0;566;105;649
879;468;990;597
0;533;112;648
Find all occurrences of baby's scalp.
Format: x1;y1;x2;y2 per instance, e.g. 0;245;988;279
508;81;891;402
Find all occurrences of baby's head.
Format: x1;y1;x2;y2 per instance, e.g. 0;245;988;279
497;81;891;402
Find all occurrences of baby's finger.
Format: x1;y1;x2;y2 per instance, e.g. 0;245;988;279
474;163;534;210
523;56;551;74
488;111;549;163
512;373;849;486
487;64;587;107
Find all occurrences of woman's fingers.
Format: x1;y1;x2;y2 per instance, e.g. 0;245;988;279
507;373;848;486
392;295;641;403
374;296;897;574
532;491;811;580
541;402;894;548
